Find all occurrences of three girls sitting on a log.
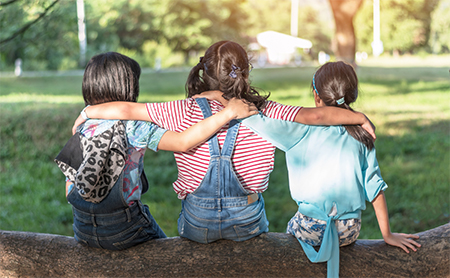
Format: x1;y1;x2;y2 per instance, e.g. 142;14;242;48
57;41;420;278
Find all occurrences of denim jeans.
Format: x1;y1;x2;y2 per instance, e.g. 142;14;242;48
67;173;166;250
177;98;269;243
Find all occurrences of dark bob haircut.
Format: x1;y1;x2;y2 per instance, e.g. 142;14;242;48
82;52;141;105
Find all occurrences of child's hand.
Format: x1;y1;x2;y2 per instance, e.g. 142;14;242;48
224;98;258;119
192;91;229;106
383;232;421;253
361;114;376;140
72;114;87;135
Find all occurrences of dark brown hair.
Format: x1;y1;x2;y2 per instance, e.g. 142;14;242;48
313;61;374;150
186;41;269;110
82;52;141;105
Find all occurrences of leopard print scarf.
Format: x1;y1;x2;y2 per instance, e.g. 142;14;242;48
55;121;127;203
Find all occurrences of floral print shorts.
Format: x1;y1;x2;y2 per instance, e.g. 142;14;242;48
286;211;361;247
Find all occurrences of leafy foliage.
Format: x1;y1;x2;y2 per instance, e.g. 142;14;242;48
0;0;78;71
0;0;447;70
429;0;450;53
355;0;442;54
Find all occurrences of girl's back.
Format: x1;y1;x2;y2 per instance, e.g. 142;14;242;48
241;116;386;219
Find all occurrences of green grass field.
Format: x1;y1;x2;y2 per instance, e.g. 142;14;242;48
0;56;449;239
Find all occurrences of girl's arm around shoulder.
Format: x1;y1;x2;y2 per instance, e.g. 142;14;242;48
72;102;149;134
295;107;376;140
372;191;421;253
157;98;258;152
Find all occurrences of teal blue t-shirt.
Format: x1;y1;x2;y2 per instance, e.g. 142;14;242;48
242;114;387;220
242;114;388;277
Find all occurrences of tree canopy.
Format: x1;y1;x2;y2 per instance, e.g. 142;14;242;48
0;0;447;71
355;0;442;55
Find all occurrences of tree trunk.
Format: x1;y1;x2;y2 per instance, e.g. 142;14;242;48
0;224;448;277
329;0;363;65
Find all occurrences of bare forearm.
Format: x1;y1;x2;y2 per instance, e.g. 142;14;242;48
372;191;421;252
159;108;236;152
73;102;150;134
85;102;149;121
372;191;391;238
295;107;366;125
295;107;376;139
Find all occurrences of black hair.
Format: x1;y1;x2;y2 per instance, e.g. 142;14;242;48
185;41;269;110
313;61;374;150
82;52;141;105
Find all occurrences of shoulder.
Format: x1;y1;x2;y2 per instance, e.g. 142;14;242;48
125;120;165;135
147;99;192;109
125;120;167;149
262;100;301;120
79;119;116;137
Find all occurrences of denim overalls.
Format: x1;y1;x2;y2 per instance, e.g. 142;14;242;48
177;98;269;243
67;150;166;251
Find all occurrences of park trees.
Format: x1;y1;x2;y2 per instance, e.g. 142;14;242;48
153;0;249;62
0;0;249;70
354;0;442;55
0;0;79;70
0;0;446;71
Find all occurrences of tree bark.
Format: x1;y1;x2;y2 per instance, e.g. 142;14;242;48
0;224;448;278
329;0;363;65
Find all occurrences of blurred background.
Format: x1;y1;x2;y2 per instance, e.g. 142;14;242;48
1;0;449;71
0;0;449;238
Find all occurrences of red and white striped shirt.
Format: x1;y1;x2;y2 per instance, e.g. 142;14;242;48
146;99;301;199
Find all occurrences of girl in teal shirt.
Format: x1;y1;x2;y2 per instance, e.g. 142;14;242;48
241;61;421;277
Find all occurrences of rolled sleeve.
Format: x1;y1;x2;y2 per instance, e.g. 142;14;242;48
363;148;388;202
126;121;168;152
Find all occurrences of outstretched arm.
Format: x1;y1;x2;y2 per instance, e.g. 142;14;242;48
372;191;421;253
158;98;257;152
72;102;148;134
295;107;376;139
194;90;376;139
72;99;257;152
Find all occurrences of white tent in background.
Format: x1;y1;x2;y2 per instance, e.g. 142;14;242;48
256;31;312;65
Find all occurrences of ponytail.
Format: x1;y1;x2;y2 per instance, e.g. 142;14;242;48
186;59;208;96
342;107;374;150
314;61;374;150
186;41;269;110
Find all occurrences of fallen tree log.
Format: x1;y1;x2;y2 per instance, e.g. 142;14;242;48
1;223;448;278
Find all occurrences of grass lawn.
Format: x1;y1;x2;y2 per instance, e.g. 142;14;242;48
0;55;449;239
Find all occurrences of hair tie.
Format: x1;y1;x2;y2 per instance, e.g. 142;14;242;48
336;97;345;105
313;72;319;95
197;56;207;72
229;64;240;78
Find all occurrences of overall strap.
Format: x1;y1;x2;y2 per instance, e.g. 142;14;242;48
221;120;240;158
195;98;220;157
195;98;240;158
